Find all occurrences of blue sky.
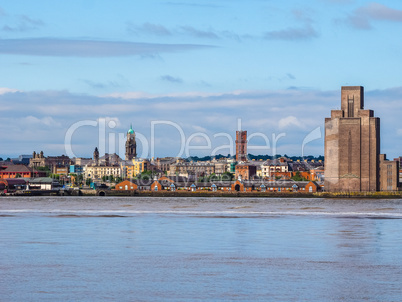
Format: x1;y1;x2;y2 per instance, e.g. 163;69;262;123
0;0;402;159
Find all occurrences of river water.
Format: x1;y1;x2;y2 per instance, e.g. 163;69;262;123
1;196;402;301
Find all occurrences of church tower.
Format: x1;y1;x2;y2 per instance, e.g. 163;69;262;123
93;147;99;166
125;124;137;160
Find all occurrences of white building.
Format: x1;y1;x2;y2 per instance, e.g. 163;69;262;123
261;159;289;179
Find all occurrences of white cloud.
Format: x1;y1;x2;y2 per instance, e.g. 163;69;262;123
1;86;401;158
192;125;208;132
0;87;19;94
278;116;303;129
23;116;61;127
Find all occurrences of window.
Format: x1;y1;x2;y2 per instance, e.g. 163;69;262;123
348;97;354;117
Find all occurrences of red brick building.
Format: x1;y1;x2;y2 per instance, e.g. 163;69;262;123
0;164;46;179
235;164;257;180
235;130;247;162
114;180;138;191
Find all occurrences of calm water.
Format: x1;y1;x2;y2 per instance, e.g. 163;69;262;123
1;197;402;301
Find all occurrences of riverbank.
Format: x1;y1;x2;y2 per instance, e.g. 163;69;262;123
3;189;401;199
79;189;402;199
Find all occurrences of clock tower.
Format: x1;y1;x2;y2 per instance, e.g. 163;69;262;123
125;124;137;160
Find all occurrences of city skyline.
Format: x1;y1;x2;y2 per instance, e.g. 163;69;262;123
1;1;402;158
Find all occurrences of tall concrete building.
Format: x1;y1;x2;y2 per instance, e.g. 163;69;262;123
325;86;380;192
235;130;247;162
125;124;137;161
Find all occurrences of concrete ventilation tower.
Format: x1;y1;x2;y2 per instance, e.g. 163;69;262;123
325;86;379;192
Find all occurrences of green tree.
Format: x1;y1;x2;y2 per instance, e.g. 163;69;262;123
69;173;77;185
197;176;205;182
221;172;234;181
209;173;219;181
138;170;153;180
35;166;51;177
291;171;307;181
36;166;50;172
86;178;92;186
15;173;22;178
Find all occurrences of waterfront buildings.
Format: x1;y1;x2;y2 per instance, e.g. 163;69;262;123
379;155;400;191
83;148;123;181
84;165;121;181
29;151;71;174
169;161;216;179
0;164;46;179
120;158;152;179
235;163;257;180
261;158;289;179
121;175;322;193
5;87;401;193
152;157;178;173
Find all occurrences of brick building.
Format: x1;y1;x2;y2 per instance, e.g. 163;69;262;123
169;161;215;178
0;164;46;179
153;157;181;173
235;130;247;162
379;154;399;191
235;163;257;180
29;151;71;174
325;86;399;192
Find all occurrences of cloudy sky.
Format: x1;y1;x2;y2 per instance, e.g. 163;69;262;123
1;0;402;159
